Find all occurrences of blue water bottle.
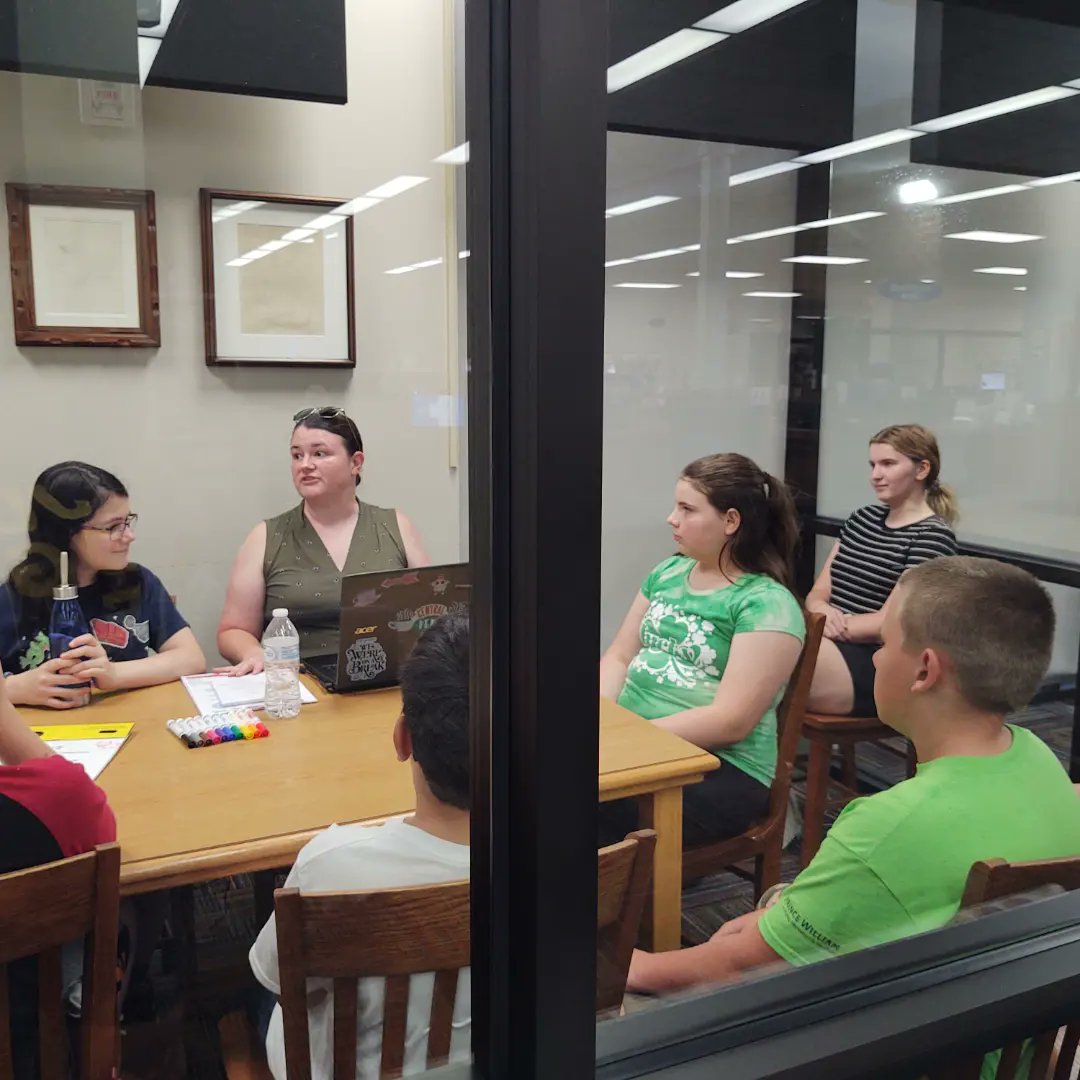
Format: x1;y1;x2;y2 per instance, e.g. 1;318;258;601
49;551;92;702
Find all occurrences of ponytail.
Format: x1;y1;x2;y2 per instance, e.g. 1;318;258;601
759;471;800;590
926;480;959;526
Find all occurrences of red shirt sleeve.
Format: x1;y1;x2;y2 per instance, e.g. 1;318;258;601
0;755;116;858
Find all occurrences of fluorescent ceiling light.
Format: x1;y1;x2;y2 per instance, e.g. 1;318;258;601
931;184;1027;206
920;278;936;284
727;270;764;278
607;28;725;94
364;175;429;199
728;210;885;244
306;214;346;231
794;128;924;165
605;195;679;217
459;250;470;259
914;86;1078;133
226;257;251;268
244;249;272;261
729;161;803;186
973;266;1028;276
687;271;700;277
613;282;681;289
260;240;291;252
898;179;939;204
783;255;868;265
604;258;636;268
384;257;443;276
1014;286;1028;291
281;228;316;243
696;0;812;34
945;230;1043;244
635;247;689;262
744;291;800;298
335;196;381;216
434;142;469;165
1028;170;1080;187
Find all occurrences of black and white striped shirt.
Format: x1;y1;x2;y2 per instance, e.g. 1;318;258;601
830;505;957;615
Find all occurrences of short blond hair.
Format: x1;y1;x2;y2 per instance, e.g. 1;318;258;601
898;557;1054;714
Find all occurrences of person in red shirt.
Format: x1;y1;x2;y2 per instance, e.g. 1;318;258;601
0;673;117;1076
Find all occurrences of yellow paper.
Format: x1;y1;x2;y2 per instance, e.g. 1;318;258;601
29;722;134;741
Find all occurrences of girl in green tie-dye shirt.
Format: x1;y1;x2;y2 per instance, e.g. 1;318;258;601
600;453;805;846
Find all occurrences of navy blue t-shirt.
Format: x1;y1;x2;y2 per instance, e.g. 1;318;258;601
0;564;188;675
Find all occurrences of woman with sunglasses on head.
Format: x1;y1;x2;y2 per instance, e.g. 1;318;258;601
217;408;430;675
0;462;205;708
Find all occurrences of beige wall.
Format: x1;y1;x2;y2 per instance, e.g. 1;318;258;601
0;0;464;661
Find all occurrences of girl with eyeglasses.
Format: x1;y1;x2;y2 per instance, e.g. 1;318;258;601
216;408;430;675
0;461;205;708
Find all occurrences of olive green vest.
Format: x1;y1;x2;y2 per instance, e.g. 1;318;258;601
262;501;406;658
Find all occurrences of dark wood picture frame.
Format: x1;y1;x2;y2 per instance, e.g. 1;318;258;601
5;183;161;347
199;188;356;369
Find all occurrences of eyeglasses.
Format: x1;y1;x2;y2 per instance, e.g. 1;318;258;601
83;514;138;541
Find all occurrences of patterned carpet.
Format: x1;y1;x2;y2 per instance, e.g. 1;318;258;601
119;700;1075;1077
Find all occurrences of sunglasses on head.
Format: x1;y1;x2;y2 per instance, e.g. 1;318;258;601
292;407;363;452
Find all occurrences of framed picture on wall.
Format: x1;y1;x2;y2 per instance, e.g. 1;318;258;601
199;189;356;368
5;184;161;347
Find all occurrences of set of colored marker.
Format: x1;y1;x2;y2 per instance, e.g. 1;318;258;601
166;708;269;748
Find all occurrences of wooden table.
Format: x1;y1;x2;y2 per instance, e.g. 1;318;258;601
45;680;717;951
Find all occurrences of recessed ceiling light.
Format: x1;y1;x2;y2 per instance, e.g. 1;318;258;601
931;185;1027;205
913;86;1079;133
607;28;725;94
434;142;470;165
973;266;1028;276
364;176;429;199
1014;286;1028;291
604;258;636;268
686;271;700;277
605;195;680;217
335;196;381;216
636;247;693;262
946;231;1043;244
729;161;803;187
260;240;290;252
305;214;346;231
728;211;885;244
613;282;681;289
898;179;939;204
783;255;868;265
281;228;317;243
743;291;801;298
695;0;813;34
920;279;936;284
385;257;444;275
794;128;924;166
726;270;764;278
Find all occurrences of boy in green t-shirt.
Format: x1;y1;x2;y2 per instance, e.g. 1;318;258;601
628;555;1080;998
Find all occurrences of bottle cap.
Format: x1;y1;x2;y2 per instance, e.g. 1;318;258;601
272;608;288;618
53;551;78;601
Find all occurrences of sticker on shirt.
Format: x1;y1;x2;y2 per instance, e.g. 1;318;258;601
388;603;448;633
345;637;388;682
91;619;130;650
122;614;151;645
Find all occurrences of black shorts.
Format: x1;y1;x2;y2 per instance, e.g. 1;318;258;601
835;641;879;717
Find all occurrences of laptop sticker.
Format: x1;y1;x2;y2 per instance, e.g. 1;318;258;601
345;637;388;682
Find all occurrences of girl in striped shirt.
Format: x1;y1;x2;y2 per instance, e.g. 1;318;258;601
806;425;958;716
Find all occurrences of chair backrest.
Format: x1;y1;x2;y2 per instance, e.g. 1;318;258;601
0;842;121;1080
274;829;657;1079
770;611;826;818
935;856;1080;1080
960;855;1080;910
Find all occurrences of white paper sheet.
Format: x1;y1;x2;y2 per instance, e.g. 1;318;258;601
181;673;317;714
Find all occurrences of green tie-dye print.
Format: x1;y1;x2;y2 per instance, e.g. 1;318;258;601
618;556;805;787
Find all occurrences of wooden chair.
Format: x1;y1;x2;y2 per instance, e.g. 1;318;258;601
681;612;825;901
0;842;121;1080
799;711;916;867
220;829;656;1079
929;855;1080;1080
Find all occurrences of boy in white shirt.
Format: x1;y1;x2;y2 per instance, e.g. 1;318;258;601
249;615;471;1079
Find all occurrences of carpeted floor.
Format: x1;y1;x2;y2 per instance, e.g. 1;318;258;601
119;700;1075;1078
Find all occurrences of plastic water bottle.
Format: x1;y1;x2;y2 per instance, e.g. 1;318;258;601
263;608;301;719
